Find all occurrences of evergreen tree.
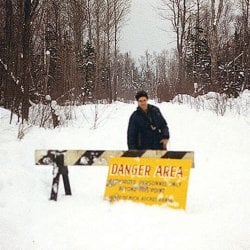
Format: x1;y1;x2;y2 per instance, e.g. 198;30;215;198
82;40;95;101
185;25;210;95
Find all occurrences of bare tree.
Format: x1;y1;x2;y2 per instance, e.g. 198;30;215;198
159;0;191;93
209;0;224;88
112;0;131;101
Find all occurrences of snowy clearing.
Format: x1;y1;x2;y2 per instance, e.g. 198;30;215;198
0;100;250;250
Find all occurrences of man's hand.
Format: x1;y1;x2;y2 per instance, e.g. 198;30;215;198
160;139;168;150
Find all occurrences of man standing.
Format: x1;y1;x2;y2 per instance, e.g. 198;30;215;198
127;91;170;150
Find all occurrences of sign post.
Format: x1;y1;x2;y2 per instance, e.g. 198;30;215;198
104;157;192;209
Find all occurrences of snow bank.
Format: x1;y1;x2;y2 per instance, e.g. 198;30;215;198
172;90;250;118
0;102;250;250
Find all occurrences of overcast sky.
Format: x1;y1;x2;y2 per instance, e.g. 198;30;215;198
119;0;176;59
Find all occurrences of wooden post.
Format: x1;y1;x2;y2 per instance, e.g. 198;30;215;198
50;152;72;201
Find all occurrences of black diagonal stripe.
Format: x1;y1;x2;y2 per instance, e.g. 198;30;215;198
38;151;55;165
161;151;189;159
75;150;105;165
121;150;146;158
38;150;67;164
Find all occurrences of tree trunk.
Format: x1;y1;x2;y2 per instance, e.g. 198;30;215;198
113;0;118;101
4;0;13;109
242;0;250;91
210;0;223;89
22;0;32;122
94;0;101;100
106;0;112;103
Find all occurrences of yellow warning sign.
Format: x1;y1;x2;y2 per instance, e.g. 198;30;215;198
104;157;192;209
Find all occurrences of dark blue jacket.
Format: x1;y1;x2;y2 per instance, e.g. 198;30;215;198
127;104;170;150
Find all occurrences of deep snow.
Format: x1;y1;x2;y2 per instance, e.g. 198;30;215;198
0;100;250;250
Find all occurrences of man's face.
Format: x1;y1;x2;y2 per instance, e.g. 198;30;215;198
138;96;148;111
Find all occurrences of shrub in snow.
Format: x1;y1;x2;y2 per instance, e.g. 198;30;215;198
29;101;76;128
172;90;250;116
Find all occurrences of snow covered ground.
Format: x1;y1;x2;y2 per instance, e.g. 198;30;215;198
0;100;250;250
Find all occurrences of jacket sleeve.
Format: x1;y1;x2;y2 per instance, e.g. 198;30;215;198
127;113;138;149
156;109;170;140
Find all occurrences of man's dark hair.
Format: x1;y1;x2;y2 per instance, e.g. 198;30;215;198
135;90;148;101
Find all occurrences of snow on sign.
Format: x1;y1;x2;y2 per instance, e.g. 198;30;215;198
104;157;192;210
